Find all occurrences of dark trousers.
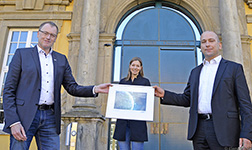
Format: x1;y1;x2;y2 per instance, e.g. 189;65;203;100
192;118;237;150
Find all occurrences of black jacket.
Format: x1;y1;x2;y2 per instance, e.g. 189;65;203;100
113;75;151;142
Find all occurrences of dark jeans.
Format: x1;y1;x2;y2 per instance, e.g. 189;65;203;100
10;109;59;150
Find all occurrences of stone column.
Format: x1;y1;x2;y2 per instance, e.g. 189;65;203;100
219;0;243;64
219;0;252;96
73;0;101;111
62;0;105;150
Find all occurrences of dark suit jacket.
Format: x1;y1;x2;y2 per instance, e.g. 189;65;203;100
113;75;150;142
3;46;96;134
161;58;252;147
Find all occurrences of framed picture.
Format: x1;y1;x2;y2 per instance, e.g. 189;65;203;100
105;84;155;121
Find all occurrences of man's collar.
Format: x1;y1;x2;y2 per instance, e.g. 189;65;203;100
37;45;53;54
203;55;222;65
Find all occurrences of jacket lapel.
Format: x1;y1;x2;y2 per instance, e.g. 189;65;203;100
52;51;58;87
212;58;228;97
31;46;41;79
193;64;203;109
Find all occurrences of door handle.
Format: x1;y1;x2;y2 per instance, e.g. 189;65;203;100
150;123;169;134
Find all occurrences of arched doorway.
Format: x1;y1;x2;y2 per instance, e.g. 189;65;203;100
110;2;202;150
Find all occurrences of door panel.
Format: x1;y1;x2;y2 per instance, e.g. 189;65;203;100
159;49;195;149
121;46;159;83
160;50;196;83
145;118;159;150
161;123;193;149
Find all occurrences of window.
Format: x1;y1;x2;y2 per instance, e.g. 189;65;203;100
0;29;38;125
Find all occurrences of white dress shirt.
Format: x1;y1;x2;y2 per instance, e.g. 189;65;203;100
37;45;54;105
198;55;222;114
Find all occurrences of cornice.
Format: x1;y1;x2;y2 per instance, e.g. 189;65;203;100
0;0;72;9
0;1;15;5
67;32;81;42
44;0;71;6
0;0;72;5
99;33;116;42
0;0;71;6
0;11;72;20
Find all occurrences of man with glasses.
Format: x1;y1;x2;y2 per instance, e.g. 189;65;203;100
3;21;111;150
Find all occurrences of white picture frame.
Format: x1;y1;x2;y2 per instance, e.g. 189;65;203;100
105;84;155;121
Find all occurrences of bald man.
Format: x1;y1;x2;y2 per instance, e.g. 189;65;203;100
154;31;252;150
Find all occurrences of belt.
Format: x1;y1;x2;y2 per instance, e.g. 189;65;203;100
37;104;54;110
198;113;212;120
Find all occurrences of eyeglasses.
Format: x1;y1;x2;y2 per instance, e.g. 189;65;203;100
39;30;57;38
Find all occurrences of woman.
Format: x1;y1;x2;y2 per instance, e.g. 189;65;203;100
113;57;151;150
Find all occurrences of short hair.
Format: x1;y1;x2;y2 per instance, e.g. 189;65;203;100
200;31;220;42
39;21;58;34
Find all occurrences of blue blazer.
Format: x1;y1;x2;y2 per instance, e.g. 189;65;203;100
161;58;252;147
3;46;95;134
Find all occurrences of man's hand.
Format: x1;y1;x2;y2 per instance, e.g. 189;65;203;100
11;123;27;141
153;85;165;98
94;83;112;94
240;138;252;150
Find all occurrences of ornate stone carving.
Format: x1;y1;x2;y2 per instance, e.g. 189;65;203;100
16;0;44;10
247;14;252;23
244;0;252;9
15;0;72;10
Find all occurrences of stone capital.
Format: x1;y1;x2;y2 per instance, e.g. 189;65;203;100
62;109;105;120
99;33;116;43
247;14;252;23
241;35;252;44
67;32;81;42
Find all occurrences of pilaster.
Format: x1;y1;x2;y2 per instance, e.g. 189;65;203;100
62;0;85;114
96;33;115;114
241;35;252;95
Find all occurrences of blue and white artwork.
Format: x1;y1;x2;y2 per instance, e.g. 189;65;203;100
114;91;147;111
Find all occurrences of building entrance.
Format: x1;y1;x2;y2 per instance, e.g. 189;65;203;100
111;2;202;149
